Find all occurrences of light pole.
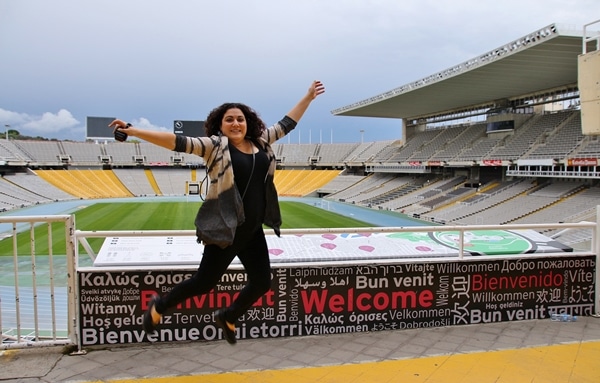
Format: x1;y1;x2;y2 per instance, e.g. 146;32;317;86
4;124;9;141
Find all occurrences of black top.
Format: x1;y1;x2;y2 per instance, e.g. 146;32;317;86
229;142;270;233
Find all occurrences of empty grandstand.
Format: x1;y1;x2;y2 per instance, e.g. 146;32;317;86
0;22;598;249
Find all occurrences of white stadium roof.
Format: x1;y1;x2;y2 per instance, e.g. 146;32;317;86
332;23;594;121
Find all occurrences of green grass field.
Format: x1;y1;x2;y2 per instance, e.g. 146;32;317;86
0;201;370;256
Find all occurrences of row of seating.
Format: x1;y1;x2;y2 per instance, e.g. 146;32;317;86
0;141;193;166
0;168;341;210
1;110;595;167
324;174;595;232
274;170;341;197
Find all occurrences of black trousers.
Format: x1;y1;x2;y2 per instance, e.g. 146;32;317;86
156;228;272;323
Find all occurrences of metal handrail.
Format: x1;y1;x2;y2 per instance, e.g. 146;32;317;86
75;221;596;260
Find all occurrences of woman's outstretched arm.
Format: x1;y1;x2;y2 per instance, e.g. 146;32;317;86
108;120;177;150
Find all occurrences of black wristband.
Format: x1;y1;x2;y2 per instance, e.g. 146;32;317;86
280;115;297;133
174;134;187;152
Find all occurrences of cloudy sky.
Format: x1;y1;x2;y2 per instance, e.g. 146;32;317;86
1;0;599;143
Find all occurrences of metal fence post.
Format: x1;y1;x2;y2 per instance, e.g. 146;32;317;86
65;214;85;354
595;205;600;317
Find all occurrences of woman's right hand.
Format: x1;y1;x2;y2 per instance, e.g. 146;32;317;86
108;119;129;130
109;119;132;142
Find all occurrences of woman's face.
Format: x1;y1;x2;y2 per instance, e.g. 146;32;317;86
221;108;247;143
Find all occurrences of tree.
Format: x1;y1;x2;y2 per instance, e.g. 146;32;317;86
3;129;20;139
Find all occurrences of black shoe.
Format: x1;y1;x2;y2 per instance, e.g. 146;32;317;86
215;309;237;345
143;295;161;334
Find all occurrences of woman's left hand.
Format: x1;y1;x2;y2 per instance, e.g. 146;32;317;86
307;80;325;100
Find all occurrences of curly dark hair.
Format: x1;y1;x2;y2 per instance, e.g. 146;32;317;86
204;103;266;139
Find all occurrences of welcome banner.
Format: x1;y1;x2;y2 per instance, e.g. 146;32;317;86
78;255;595;346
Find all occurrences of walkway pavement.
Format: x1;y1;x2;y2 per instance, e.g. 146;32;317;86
2;316;599;382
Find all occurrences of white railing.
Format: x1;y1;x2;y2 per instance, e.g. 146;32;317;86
74;222;597;261
1;211;599;352
0;215;77;350
506;169;600;179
